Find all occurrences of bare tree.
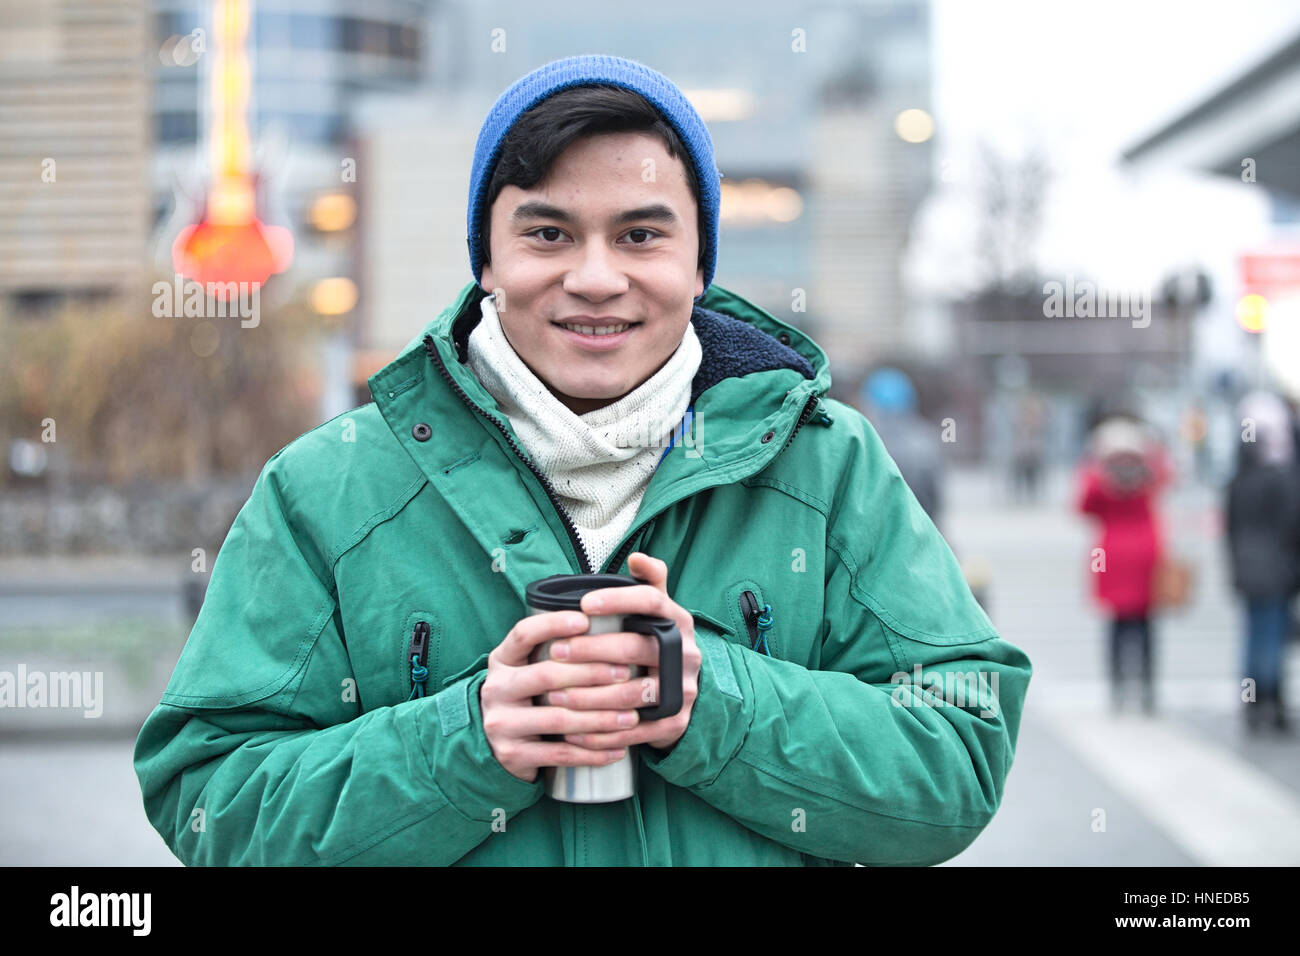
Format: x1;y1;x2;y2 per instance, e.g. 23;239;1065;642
972;138;1052;301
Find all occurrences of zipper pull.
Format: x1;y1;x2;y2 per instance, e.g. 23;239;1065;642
740;591;773;655
754;604;773;655
408;621;431;700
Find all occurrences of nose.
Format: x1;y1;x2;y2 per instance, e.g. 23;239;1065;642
562;239;629;301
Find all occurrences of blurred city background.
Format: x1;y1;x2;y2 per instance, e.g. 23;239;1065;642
1;0;1298;865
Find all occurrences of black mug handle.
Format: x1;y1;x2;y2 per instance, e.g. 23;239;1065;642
620;614;682;721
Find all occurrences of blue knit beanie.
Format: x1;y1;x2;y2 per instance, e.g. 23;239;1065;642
467;54;721;295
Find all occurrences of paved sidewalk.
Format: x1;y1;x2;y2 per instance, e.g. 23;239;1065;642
0;738;179;866
943;466;1299;865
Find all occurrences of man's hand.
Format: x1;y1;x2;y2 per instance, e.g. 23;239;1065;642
481;609;643;783
544;552;701;753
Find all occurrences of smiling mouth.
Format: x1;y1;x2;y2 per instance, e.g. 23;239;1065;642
552;321;639;336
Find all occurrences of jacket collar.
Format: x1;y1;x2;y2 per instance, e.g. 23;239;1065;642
377;280;828;461
444;284;824;406
418;280;829;403
369;281;831;578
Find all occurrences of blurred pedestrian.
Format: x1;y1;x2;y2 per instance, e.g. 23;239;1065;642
1010;393;1047;504
1076;415;1172;714
1179;403;1211;485
859;367;944;529
858;369;993;612
1225;390;1300;735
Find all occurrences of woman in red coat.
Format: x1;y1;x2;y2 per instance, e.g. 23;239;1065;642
1076;416;1171;714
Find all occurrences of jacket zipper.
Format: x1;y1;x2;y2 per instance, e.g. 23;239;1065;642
424;335;595;574
408;620;431;700
740;591;760;648
782;394;822;451
603;518;656;577
739;589;775;655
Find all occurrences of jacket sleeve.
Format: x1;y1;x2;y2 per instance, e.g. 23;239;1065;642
133;454;542;866
1076;464;1104;517
641;413;1032;866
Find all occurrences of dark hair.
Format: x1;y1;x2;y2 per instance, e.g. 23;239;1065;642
480;85;703;269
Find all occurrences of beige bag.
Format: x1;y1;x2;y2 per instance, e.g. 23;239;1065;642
1152;555;1194;610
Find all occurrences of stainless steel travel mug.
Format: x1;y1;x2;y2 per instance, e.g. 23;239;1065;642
524;573;683;803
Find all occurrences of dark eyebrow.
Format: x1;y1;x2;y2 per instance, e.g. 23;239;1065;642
611;204;679;226
510;201;679;226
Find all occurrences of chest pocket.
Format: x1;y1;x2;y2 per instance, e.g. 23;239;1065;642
399;610;440;702
396;609;497;706
723;579;776;658
688;579;819;668
686;580;777;656
685;580;777;651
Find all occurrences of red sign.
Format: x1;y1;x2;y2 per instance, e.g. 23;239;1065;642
1240;252;1300;293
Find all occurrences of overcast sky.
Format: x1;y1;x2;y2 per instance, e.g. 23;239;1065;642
912;0;1300;303
933;0;1300;166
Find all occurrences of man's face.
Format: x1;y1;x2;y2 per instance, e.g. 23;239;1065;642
480;130;705;416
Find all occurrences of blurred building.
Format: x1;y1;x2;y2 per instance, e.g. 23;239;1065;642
945;287;1203;465
153;0;426;154
349;89;478;384
1122;31;1300;210
0;0;152;306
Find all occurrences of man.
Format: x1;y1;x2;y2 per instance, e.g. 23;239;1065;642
135;54;1032;866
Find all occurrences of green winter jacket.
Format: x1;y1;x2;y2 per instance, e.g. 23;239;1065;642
134;280;1032;866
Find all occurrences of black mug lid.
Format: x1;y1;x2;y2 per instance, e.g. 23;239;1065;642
526;573;639;611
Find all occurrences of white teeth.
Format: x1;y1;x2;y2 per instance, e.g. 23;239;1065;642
559;323;630;336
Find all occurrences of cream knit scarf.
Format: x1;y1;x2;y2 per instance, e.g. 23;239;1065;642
466;293;701;572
